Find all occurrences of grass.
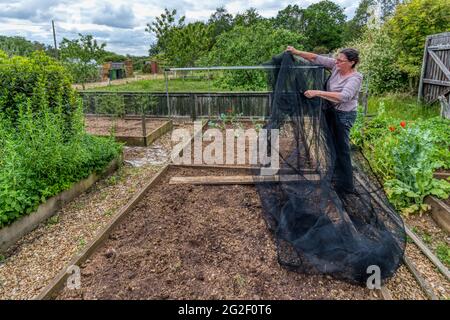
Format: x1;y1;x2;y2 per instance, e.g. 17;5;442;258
436;242;450;267
83;78;229;93
46;214;60;226
367;93;440;120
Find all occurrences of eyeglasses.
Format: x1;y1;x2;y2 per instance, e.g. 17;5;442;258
336;58;350;64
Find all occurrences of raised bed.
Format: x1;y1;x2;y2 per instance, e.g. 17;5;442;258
85;116;173;146
0;154;122;253
39;164;375;300
425;170;450;233
424;196;450;234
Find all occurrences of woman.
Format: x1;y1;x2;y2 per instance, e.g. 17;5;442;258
285;46;363;194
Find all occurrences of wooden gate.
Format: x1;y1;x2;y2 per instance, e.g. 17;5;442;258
418;32;450;106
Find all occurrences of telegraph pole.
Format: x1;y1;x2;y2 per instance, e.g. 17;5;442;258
52;20;59;59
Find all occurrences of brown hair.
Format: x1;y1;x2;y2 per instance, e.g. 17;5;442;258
339;48;359;69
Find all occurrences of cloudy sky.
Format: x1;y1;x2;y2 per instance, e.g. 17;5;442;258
0;0;360;56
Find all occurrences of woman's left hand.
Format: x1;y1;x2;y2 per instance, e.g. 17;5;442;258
304;90;319;98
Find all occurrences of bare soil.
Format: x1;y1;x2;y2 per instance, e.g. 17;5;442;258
85;117;167;137
186;121;311;168
57;166;374;300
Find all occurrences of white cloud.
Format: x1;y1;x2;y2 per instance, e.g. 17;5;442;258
0;0;360;56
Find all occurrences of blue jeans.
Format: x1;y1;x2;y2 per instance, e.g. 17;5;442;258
324;108;357;193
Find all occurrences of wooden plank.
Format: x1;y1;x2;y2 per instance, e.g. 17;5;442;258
429;87;450;105
35;164;170;300
423;79;450;86
170;163;317;174
379;286;393;300
169;174;320;185
428;49;450;80
425;196;450;234
418;36;431;101
434;172;450;180
403;255;438;300
428;44;450;51
145;120;173;146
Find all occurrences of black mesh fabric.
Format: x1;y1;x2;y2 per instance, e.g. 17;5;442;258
254;52;406;285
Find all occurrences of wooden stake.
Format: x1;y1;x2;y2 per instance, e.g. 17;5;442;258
169;174;319;185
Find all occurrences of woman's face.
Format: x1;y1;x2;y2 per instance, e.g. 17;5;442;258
335;53;354;72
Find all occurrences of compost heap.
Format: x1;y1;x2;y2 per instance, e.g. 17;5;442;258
254;52;406;285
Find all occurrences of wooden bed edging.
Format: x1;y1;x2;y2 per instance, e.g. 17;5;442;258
424;196;450;234
35;164;170;300
169;174;320;185
0;154;122;254
91;120;173;146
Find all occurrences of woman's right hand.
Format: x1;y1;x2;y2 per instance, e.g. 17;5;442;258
286;46;297;55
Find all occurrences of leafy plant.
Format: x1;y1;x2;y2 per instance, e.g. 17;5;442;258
94;94;125;118
47;214;60;226
436;242;450;267
0;52;121;228
351;100;450;216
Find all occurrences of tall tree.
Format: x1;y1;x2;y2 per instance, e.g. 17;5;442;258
302;0;347;52
273;4;304;33
344;0;376;43
378;0;401;20
0;36;50;57
233;8;264;27
208;6;234;41
165;22;213;67
59;33;106;88
387;0;450;88
206;20;306;90
145;8;186;55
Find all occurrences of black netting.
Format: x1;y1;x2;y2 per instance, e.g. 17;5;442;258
254;52;406;285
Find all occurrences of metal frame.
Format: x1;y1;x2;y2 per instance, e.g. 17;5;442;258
163;65;325;118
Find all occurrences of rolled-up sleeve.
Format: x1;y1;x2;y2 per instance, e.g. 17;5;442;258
313;55;336;70
340;75;363;102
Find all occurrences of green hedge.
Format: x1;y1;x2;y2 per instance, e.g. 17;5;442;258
0;50;121;227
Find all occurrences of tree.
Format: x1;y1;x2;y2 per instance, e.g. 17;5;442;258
387;0;450;88
344;0;376;43
165;22;213;67
378;0;401;20
302;0;347;52
349;25;407;94
145;8;185;55
206;21;306;90
273;4;304;33
100;51;126;63
208;6;234;41
59;34;107;88
233;8;264;27
0;36;50;57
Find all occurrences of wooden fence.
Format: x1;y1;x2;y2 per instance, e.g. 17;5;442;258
80;91;368;120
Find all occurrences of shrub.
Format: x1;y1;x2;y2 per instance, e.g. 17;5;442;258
348;26;408;94
204;21;305;90
0;51;121;227
0;50;78;133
